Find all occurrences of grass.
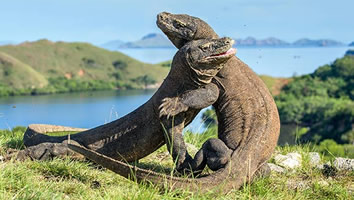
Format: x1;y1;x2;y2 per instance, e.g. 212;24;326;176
0;127;353;199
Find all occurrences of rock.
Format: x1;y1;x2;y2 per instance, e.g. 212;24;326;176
316;164;324;170
317;180;329;187
308;152;321;166
333;157;354;171
322;163;337;177
267;163;286;173
286;180;309;190
274;152;302;169
287;152;302;160
0;155;4;162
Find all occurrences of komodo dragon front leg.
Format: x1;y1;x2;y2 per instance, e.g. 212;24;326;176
159;83;221;173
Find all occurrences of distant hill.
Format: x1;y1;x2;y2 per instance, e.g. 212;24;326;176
292;38;344;47
0;39;169;96
119;33;173;48
349;42;354;46
100;40;125;51
0;41;16;46
234;37;290;47
345;49;354;56
102;33;345;49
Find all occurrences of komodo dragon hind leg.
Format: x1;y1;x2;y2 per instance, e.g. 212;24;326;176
198;138;233;171
161;114;194;174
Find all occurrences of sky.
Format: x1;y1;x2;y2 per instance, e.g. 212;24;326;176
0;0;353;45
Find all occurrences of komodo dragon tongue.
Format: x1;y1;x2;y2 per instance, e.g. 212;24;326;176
68;143;254;193
68;143;236;192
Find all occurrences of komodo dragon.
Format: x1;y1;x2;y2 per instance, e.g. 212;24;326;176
18;37;235;168
155;12;280;175
68;13;280;193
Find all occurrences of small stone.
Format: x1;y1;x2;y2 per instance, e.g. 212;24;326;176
316;164;324;170
317;180;329;187
286;180;309;190
274;152;302;169
333;157;354;171
308;152;321;166
287;152;301;160
91;180;101;189
322;163;337;177
267;163;286;173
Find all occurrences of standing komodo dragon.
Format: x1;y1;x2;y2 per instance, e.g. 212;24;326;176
17;37;235;170
68;12;280;193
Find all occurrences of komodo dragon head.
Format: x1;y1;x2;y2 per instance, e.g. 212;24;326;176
157;12;218;49
177;37;236;85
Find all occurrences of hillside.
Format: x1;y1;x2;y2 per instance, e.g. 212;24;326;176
0;40;170;96
258;75;292;95
0;52;48;89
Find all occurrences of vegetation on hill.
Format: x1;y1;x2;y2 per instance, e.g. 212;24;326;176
276;54;354;145
0;40;169;96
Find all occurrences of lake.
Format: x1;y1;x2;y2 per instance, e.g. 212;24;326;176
0;47;351;140
0;89;207;132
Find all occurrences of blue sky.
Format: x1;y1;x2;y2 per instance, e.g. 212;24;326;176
1;0;353;45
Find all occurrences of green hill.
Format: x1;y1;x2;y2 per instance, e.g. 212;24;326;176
0;52;48;89
0;39;170;96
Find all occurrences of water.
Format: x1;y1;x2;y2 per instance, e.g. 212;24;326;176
0;89;207;132
0;47;351;132
0;90;154;129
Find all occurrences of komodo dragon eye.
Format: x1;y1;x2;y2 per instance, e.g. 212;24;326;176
174;19;187;28
199;43;211;51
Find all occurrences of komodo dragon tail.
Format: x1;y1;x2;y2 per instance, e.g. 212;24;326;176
23;124;87;147
68;142;264;193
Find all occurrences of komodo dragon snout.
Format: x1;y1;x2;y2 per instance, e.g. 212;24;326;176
183;37;236;85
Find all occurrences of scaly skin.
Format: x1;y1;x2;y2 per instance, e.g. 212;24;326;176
20;38;234;169
68;13;280;193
